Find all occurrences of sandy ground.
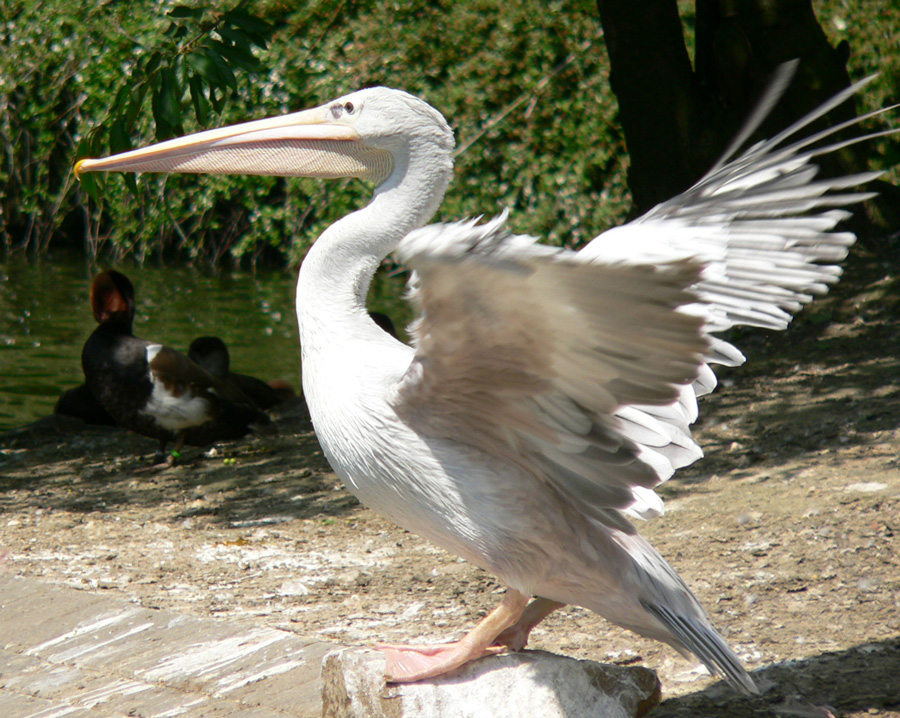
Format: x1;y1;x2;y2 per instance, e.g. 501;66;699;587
1;253;899;718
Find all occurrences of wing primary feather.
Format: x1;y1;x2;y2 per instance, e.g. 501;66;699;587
641;602;759;695
704;59;799;176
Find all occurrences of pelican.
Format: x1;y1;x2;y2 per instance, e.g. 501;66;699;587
76;63;895;694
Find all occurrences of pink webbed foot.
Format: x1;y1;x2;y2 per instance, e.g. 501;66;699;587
376;589;531;683
377;641;507;682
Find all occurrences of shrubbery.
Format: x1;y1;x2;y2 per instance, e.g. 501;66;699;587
1;0;897;267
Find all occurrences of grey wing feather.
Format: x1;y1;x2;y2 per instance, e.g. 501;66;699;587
642;601;759;695
393;213;708;525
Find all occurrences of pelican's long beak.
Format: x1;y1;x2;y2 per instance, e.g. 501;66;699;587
75;104;392;184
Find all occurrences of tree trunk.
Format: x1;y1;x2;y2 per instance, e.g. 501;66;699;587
597;0;861;217
595;0;697;211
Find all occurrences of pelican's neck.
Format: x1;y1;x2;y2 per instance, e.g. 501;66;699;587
296;139;452;352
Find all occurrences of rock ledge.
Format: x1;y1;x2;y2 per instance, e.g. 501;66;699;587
322;647;661;718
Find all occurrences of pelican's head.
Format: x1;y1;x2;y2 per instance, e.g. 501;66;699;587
75;87;454;189
329;87;454;154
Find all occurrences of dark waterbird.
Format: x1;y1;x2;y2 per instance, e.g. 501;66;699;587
187;335;295;411
81;270;271;465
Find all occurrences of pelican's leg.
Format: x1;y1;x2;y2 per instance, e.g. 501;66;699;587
378;588;530;682
494;597;566;651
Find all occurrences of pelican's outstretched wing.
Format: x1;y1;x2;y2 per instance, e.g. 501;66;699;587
573;67;898;514
393;214;708;527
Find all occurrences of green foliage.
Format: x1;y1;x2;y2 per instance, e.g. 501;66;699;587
73;2;275;260
0;0;897;267
815;1;900;187
1;0;274;259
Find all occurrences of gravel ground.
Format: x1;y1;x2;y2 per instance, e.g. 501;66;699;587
2;253;899;718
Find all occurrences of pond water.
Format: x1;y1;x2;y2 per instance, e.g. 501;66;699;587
0;254;409;432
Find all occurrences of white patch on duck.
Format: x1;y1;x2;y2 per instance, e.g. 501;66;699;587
142;344;215;431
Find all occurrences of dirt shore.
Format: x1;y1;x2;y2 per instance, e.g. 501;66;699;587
1;253;898;718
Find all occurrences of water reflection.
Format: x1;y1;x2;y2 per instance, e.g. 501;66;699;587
0;255;409;431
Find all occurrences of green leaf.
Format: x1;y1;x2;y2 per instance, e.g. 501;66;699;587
210;52;237;91
222;8;273;40
111;84;132;115
143;51;162;76
217;25;252;52
151;67;182;139
167;5;202;19
185;51;223;85
123;85;148;129
77;129;104;159
78;171;102;203
209;85;225;113
211;38;259;72
189;74;210;126
109;119;131;155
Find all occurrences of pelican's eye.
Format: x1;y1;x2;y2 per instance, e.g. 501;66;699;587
330;101;357;119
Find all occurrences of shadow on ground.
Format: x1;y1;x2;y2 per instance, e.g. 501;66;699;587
0;410;362;524
656;635;900;718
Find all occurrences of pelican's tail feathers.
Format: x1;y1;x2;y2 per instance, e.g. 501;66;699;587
641;601;759;695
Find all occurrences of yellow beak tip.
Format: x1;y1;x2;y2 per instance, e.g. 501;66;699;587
74;158;92;179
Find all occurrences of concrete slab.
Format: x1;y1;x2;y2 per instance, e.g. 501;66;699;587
0;577;333;717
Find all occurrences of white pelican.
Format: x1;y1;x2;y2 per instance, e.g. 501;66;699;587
76;63;895;694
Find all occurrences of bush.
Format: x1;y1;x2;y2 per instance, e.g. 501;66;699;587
0;0;896;267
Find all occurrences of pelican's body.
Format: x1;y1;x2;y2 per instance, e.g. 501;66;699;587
77;65;897;693
297;216;694;637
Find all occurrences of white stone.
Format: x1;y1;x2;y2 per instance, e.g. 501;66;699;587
322;648;660;718
843;482;888;493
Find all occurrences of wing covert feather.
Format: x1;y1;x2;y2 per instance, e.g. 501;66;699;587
392;215;708;522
